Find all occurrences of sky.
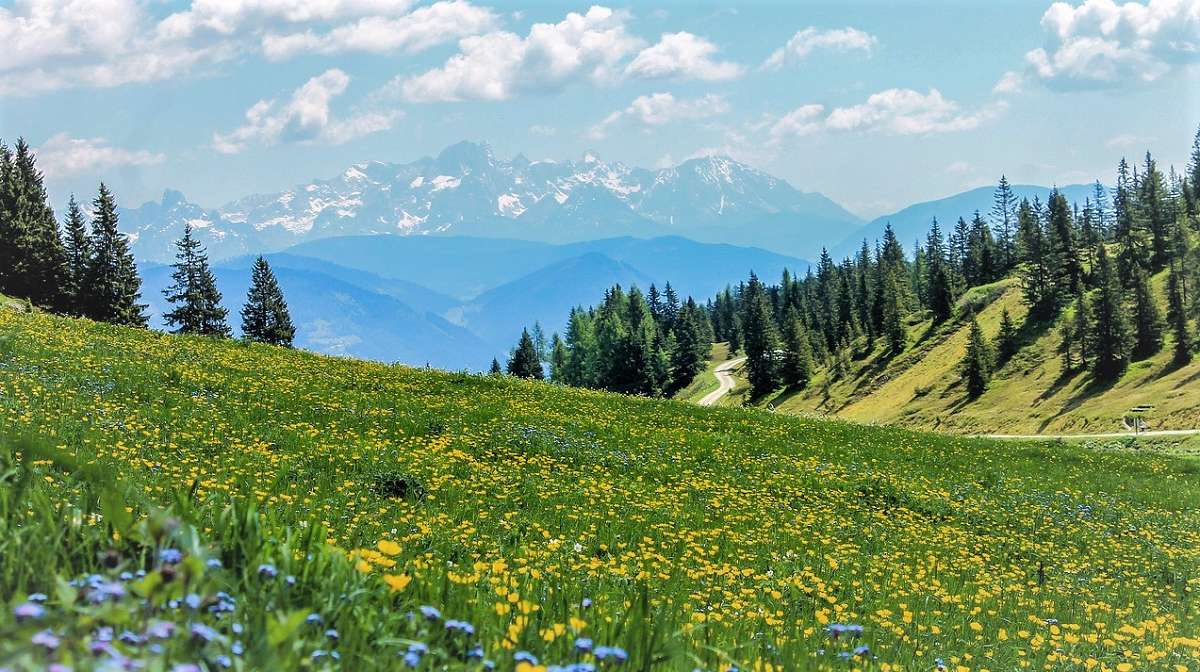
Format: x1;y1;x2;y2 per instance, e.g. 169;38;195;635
1;0;1198;219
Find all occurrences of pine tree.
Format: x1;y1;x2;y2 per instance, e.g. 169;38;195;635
163;223;230;337
1139;152;1170;271
740;272;781;396
780;307;813;388
1167;267;1192;365
1045;188;1081;307
549;333;568;382
1189;124;1200;210
1129;266;1162;360
0;138;66;309
1071;288;1091;369
925;218;955;323
662;282;680;331
62;196;91;315
855;240;875;341
1090;245;1131;382
882;271;906;355
1017;198;1054;319
961;316;993;399
490;358;502;375
83;183;147;327
507;329;544;379
991;175;1017;272
241;256;295;347
531;322;547;361
996;308;1019;364
670;300;710;392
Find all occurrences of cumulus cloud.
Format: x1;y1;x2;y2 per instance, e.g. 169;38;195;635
625;32;743;81
769;88;1004;140
35;133;164;178
260;0;496;60
1023;0;1200;89
154;0;417;40
992;70;1025;94
763;26;877;69
394;6;642;102
588;92;728;138
212;69;397;153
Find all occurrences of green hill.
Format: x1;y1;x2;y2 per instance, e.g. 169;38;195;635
704;273;1200;438
1;305;1198;670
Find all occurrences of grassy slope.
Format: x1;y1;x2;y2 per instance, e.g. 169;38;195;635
1;306;1199;670
672;342;729;404
718;274;1200;435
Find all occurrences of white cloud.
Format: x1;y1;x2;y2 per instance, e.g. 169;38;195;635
1023;0;1200;89
260;0;496;60
395;6;642;102
588;92;728;138
35;133;164;178
992;70;1025;94
769;88;1004;140
768;104;826;140
155;0;417;40
763;26;877;69
212;69;397;153
625;31;743;81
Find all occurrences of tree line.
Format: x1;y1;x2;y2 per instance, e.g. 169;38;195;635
0;137;296;347
514;127;1200;402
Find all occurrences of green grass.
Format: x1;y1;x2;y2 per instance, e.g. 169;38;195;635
720;275;1200;436
672;342;730;404
1;306;1199;670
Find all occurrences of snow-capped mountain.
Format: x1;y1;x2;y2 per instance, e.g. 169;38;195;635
121;141;863;262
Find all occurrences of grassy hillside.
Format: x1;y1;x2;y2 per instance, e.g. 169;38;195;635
712;274;1200;435
1;306;1199;670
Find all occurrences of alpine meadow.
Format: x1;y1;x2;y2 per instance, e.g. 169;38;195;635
2;1;1200;671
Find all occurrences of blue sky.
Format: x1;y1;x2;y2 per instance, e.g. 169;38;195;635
2;0;1198;218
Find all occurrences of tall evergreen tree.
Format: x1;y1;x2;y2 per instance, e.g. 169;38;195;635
1167;266;1192;365
162;223;230;337
925;218;955;323
670;299;710;391
241;256;295;346
1045;188;1082;305
991;175;1017;272
1017;198;1054;319
1129;266;1163;360
882;271;906;355
740;272;781;396
855;240;875;341
996;307;1019;364
961;316;993;399
1139;152;1170;271
489;358;503;375
61;195;91;315
0;138;66;308
1090;245;1131;382
83;183;147;327
549;333;568;382
507;329;544;379
662;282;680;331
780;306;813;389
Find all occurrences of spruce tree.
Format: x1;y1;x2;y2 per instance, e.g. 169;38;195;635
962;316;993;399
62;196;91;315
1090;245;1131;382
549;333;568;382
490;358;503;375
507;328;544;379
780;306;813;388
740;272;781;396
1071;288;1091;369
1129;267;1162;360
882;271;906;355
0;138;66;309
925;218;955;324
83;183;147;327
163;223;230;337
241;256;295;346
991;175;1017;272
1167;267;1192;365
670;300;710;391
996;308;1019;364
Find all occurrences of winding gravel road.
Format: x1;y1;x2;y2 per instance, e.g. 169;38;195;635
699;357;746;407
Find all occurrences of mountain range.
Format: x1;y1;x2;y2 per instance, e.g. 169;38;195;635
138;235;809;369
119;142;863;263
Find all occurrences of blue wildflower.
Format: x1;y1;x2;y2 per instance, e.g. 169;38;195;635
419;605;441;621
13;602;44;621
574;637;594;653
325;628;339;640
214;655;232;668
231;641;245;656
184;593;202;610
159;549;183;564
257;563;278;578
594;647;628;664
32;630;61;651
147;621;175;639
306;613;323;626
27;593;47;603
190;623;219;644
514;651;539;665
205;558;223;570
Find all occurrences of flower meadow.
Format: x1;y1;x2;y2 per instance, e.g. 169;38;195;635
1;307;1199;671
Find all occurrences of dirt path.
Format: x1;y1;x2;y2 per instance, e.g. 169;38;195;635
980;429;1200;440
699;357;746;407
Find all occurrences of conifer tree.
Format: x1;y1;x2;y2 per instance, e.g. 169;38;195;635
241;256;295;346
670;300;710;391
1071;288;1091;369
991;175;1017;272
507;329;543;379
163;223;230;337
62;196;91;315
925;218;955;323
855;240;875;341
740;272;781;396
996;307;1019;364
490;358;502;375
962;316;993;399
662;282;680;331
83;183;147;327
531;322;547;361
882;271;906;355
0;138;66;308
1167;267;1192;365
549;333;568;382
1090;245;1131;382
1129;266;1162;360
780;306;812;388
1045;188;1081;306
